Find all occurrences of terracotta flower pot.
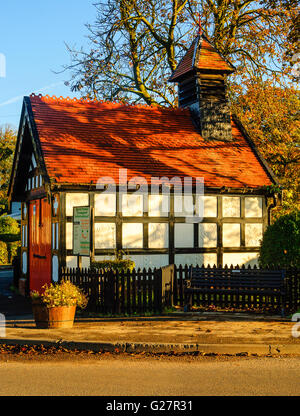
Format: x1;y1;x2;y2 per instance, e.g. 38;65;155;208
32;301;76;329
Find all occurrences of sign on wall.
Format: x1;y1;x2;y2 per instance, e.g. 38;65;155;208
73;206;90;256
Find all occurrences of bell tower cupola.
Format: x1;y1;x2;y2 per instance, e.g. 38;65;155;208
169;35;235;141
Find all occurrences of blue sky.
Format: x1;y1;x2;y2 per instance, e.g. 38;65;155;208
0;0;97;129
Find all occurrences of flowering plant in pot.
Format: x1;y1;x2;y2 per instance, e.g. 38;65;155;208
30;280;88;329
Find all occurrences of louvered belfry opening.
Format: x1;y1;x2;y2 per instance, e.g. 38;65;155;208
169;35;235;142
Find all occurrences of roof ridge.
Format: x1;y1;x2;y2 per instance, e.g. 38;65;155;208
29;93;187;113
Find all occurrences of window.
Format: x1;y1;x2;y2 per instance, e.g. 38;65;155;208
223;197;240;217
121;194;143;216
245;197;263;218
223;223;240;247
199;223;217;248
94;223;116;249
66;193;89;216
95;193;116;216
148;223;168;248
122;223;143;248
174;223;194;247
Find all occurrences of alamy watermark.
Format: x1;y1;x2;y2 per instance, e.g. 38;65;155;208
291;313;300;338
0;53;6;78
0;313;5;337
96;168;205;223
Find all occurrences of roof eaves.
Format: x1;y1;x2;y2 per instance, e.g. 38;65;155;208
24;97;51;184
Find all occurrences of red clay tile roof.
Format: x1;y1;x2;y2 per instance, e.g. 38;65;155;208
169;35;234;81
29;94;272;189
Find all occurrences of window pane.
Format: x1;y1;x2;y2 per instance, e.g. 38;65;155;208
148;223;168;248
95;193;116;216
245;197;263;218
199;223;217;247
245;223;263;246
174;195;194;217
174;223;194;247
223;223;240;247
122;223;143;248
66;223;73;250
122;194;143;216
222;197;240;217
94;223;116;249
66;193;89;216
148;195;169;217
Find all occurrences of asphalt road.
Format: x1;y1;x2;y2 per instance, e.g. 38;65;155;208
0;355;299;396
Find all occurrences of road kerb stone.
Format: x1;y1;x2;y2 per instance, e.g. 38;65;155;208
0;338;299;356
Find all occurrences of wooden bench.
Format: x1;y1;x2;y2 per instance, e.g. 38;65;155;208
184;267;286;315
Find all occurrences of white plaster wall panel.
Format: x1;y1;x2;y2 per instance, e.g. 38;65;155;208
198;223;217;247
66;193;89;216
52;255;59;282
66;223;73;250
31;154;37;168
222;196;240;217
148;223;169;248
245;223;263;247
174;223;194;247
52;223;55;250
148;194;169;217
175;253;217;267
122;223;143;248
94;193;116;216
223;223;241;247
82;256;90;268
56;223;59;250
22;251;27;274
94;255;115;262
122;194;143;216
223;252;259;267
66;256;91;269
174;195;194;217
130;254;169;270
245;197;263;218
94;223;116;249
66;256;77;268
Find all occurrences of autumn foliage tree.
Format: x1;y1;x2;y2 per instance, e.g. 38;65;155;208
231;80;300;218
0;125;16;215
64;0;297;104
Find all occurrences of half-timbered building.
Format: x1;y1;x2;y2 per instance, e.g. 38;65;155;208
8;34;279;293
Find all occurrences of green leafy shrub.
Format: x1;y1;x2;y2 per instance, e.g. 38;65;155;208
0;241;8;265
259;211;300;268
91;258;135;272
0;215;21;263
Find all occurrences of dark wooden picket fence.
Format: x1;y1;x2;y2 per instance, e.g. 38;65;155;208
60;264;299;315
59;267;163;314
173;264;300;313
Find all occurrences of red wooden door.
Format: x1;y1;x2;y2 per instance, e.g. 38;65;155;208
29;198;51;292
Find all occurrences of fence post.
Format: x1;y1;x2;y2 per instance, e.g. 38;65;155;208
161;264;174;307
155;268;163;314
